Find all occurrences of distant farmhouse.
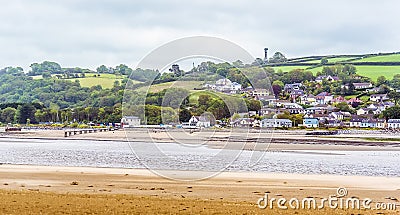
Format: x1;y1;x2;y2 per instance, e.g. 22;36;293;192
204;78;242;94
284;83;302;93
353;82;373;90
315;75;339;83
370;94;388;102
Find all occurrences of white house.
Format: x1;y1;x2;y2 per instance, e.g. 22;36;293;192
357;108;370;115
121;116;141;128
358;118;386;128
214;78;242;94
261;119;293;128
300;94;317;106
353;82;373;90
230;118;257;127
369;119;385;128
252;89;274;101
388;119;400;129
350;118;363;127
370;94;388;102
284;83;302;93
315;75;339;83
315;92;333;105
184;115;211;128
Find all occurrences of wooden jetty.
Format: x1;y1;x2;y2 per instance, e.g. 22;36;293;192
64;127;115;137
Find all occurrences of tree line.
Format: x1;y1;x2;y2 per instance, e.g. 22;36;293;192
1;102;122;125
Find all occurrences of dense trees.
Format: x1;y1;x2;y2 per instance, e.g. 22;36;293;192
29;61;62;76
0;69;123;109
281;69;314;84
335;102;354;113
0;102;123;125
0;107;16;123
377;76;387;86
388;91;400;105
0;64;126;124
268;52;288;64
390;74;400;89
383;106;400;120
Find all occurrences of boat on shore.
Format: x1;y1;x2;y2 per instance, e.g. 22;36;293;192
5;127;22;132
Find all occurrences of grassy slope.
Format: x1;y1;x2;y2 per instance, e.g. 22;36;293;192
69;74;127;89
73;77;124;88
269;54;400;80
32;73;132;89
351;54;400;62
136;81;204;93
355;66;400;81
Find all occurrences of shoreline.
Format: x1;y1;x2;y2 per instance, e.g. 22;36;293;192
1;129;400;152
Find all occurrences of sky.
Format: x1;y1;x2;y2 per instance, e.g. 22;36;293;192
1;0;400;71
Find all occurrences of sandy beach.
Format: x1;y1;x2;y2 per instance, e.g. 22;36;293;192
1;129;399;214
0;165;399;214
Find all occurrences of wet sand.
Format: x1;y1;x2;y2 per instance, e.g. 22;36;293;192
0;165;399;214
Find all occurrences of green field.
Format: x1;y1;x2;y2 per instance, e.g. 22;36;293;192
268;64;400;80
136;81;204;93
67;73;128;88
31;73;129;88
355;66;400;81
351;54;400;62
70;77;126;88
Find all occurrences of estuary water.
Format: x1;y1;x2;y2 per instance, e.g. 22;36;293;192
0;138;399;177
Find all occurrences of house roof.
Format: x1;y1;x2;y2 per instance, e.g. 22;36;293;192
262;119;292;123
316;75;339;81
316;92;331;97
353;82;372;87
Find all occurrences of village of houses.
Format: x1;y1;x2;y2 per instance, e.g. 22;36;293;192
122;75;400;130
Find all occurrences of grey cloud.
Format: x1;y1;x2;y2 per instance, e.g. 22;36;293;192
1;0;400;71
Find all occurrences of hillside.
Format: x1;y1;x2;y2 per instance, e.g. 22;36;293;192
272;52;400;81
32;73;131;89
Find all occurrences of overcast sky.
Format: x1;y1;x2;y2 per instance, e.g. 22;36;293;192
1;0;400;71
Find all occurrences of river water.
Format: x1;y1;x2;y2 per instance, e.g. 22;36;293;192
0;138;399;177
